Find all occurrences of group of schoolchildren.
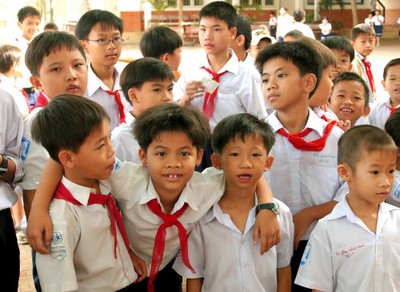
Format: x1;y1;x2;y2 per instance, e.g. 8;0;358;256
1;1;400;291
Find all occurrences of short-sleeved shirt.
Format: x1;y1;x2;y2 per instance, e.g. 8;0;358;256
368;96;399;129
265;109;347;239
36;177;137;291
111;120;140;163
103;162;225;271
295;197;400;292
387;170;400;207
173;198;293;292
173;50;267;131
0;89;24;210
86;61;130;130
0;75;30;117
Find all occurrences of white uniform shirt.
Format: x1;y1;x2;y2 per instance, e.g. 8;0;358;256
387;170;400;207
0;74;30;117
372;15;384;27
0;89;24;210
312;106;339;122
354;116;370;126
36;177;137;291
295;197;400;292
282;22;316;39
86;61;130;130
103;162;225;271
265;109;347;239
368;96;399;129
173;49;267;131
351;52;375;103
111;120;141;163
173;198;293;292
18;106;49;191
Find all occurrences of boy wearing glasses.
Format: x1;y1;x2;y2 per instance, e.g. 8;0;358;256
76;9;130;130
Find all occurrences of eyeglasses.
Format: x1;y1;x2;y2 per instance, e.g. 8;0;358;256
86;37;124;46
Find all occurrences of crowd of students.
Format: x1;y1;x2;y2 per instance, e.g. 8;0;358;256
1;2;400;291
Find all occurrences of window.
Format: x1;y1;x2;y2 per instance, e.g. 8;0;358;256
183;0;204;5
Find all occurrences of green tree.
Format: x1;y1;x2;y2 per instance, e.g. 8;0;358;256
148;0;177;22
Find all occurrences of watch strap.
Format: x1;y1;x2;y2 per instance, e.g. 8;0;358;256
255;202;280;216
0;154;8;176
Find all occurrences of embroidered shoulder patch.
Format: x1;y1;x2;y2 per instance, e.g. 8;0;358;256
21;137;30;161
300;242;311;266
51;231;67;261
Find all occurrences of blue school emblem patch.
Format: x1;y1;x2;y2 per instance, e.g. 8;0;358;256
300;242;311;266
51;231;67;261
21;137;30;161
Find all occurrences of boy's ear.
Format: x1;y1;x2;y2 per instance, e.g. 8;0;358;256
58;150;75;168
337;163;352;182
30;76;42;91
210;153;222;170
230;27;237;40
79;40;89;53
362;105;371;117
195;148;204;167
160;53;169;64
128;88;139;105
304;73;317;94
138;148;148;166
264;155;274;171
235;35;245;47
381;79;387;91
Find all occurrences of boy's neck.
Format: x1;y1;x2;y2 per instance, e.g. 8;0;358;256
276;104;309;133
63;171;101;194
219;184;256;212
90;62;116;91
346;194;379;233
207;50;231;73
390;98;400;109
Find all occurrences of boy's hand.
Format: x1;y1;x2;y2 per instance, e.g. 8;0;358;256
129;250;148;283
337;119;351;132
293;209;313;250
253;209;281;254
180;81;205;106
27;209;53;254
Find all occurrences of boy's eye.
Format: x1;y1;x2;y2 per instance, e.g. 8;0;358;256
252;153;262;157
97;143;105;149
277;73;286;78
230;153;239;157
50;67;61;72
370;170;379;175
390;169;395;174
262;78;269;84
180;152;189;157
153;88;161;93
157;152;166;157
354;96;362;100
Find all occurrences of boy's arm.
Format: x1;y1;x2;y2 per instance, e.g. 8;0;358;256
27;159;63;254
254;176;280;254
277;266;291;292
293;201;337;250
176;81;205;107
186;278;203;292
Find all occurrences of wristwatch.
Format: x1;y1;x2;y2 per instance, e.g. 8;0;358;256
256;202;280;216
0;154;8;176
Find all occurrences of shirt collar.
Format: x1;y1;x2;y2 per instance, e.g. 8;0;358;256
86;63;122;96
267;108;325;136
61;176;111;206
198;49;239;75
138;178;199;213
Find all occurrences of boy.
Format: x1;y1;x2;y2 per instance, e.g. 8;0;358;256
111;57;174;163
229;14;252;64
0;88;24;291
283;29;303;42
250;28;276;59
372;9;384;47
295;125;400;291
173;113;294;292
329;72;371;128
139;25;183;77
255;41;347;289
76;9;129;130
368;58;400;129
385;111;400;207
321;36;354;80
31;95;143;291
350;23;377;103
28;104;279;292
174;1;266;169
0;44;30;118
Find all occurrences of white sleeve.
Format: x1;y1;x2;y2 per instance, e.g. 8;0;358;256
294;222;334;291
36;201;80;291
275;199;294;268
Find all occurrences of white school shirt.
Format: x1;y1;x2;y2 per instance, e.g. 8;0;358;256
173;49;267;131
354;116;370;126
372;15;384;27
351;52;375;103
312;106;339;122
36;177;137;292
387;170;400;207
111;119;141;163
264;109;347;240
295;197;400;292
103;162;225;272
0;74;30;117
86;61;130;130
173;198;294;292
368;96;399;129
0;89;24;210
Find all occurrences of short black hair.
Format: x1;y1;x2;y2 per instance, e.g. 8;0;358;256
75;9;123;40
293;9;305;22
385;110;400;147
212;113;275;155
120;57;175;104
44;22;59;31
255;41;322;98
297;36;337;69
140;26;183;58
31;95;110;163
200;1;237;29
25;31;86;76
236;15;251;51
133;103;211;153
0;45;21;73
321;36;355;62
350;23;375;41
338;125;397;170
383;58;400;80
284;29;304;40
332;72;369;106
17;6;40;22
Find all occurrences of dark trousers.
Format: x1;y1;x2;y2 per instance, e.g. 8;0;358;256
120;258;182;292
32;250;42;291
291;240;311;292
195;138;213;172
0;208;20;292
